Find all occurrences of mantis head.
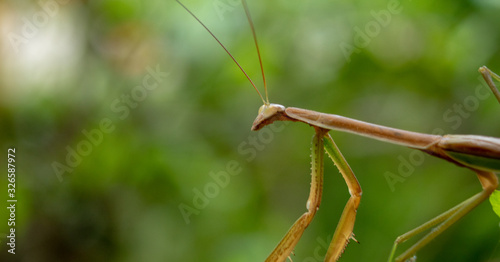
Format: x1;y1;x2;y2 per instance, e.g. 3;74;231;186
251;103;286;131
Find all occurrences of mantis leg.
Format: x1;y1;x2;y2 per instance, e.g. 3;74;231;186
323;132;362;261
389;171;498;262
479;66;500;104
265;127;326;262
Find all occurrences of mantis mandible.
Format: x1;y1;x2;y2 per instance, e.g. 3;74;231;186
177;1;500;261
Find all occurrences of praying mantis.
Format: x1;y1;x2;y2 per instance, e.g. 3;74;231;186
177;0;500;261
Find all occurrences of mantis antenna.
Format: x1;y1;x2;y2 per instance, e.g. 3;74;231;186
241;0;269;105
176;0;269;105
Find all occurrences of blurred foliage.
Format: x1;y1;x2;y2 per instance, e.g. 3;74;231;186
0;0;500;261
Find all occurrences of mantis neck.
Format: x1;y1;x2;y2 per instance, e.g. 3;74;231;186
285;107;441;150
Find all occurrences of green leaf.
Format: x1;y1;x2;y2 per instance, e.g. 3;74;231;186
489;190;500;218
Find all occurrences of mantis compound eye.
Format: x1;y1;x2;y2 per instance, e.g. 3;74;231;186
257;104;265;115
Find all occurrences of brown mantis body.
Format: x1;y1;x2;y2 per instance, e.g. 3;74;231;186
177;1;500;261
252;101;499;262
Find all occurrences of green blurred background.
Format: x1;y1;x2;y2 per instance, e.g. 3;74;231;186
1;0;500;261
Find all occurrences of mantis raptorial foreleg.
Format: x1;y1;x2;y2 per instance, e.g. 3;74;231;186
323;132;362;260
267;128;362;262
265;127;325;262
